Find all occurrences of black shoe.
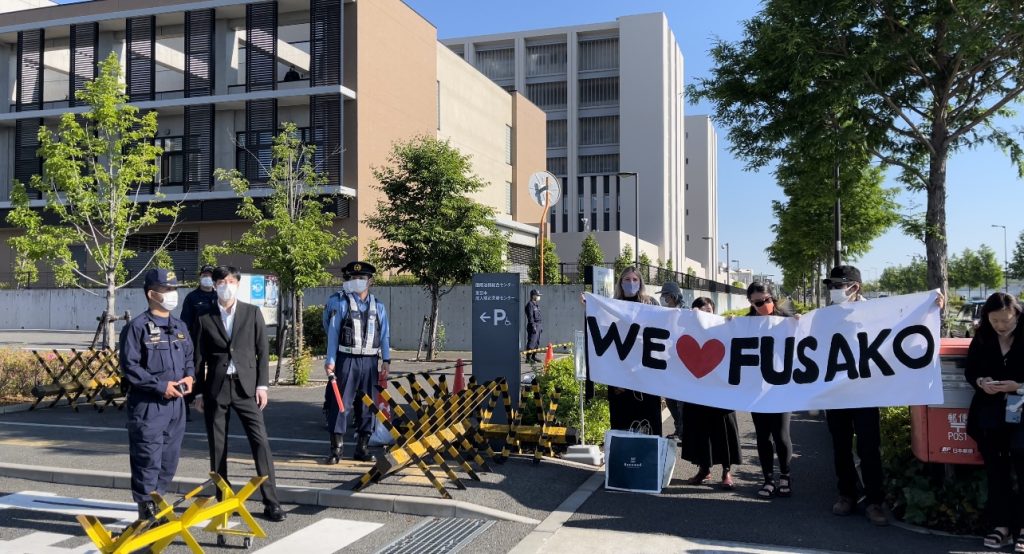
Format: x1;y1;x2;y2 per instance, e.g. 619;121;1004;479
327;433;343;465
353;434;372;462
136;500;156;522
263;504;286;522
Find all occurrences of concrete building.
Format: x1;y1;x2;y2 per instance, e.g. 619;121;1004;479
0;0;546;285
683;115;720;281
444;12;705;274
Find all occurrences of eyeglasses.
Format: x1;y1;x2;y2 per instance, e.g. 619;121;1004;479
751;297;774;308
827;282;850;290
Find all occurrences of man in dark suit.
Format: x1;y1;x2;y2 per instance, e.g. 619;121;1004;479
193;266;285;522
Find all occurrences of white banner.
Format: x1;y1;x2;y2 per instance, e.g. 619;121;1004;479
584;292;943;412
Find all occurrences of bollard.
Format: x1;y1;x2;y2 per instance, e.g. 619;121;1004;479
453;358;466;393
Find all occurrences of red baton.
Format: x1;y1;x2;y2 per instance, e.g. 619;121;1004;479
328;373;345;413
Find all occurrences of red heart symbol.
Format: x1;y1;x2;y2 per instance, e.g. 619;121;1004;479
675;335;725;379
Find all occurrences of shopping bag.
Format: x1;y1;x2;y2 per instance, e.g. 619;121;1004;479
604;429;672;493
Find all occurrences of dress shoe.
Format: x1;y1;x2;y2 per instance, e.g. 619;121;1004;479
353;434;373;461
136;500;157;522
327;434;343;465
263;504;286;522
832;496;854;516
865;503;889;526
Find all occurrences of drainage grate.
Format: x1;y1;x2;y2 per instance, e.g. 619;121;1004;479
376;517;494;554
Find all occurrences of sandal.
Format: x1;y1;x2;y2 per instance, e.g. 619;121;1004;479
720;472;735;490
984;528;1010;549
757;481;776;499
686;469;712;485
777;474;791;497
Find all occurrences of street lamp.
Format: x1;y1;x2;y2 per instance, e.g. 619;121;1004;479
721;242;730;282
617;172;639;267
701;236;713;279
993;224;1008;292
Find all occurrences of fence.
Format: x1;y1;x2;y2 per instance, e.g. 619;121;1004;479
555;263;747;295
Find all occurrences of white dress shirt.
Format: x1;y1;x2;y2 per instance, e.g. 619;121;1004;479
219;301;237;376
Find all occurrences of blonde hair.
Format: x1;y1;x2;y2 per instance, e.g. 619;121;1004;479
615;266;655;304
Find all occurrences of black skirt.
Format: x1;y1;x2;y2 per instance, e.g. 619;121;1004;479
679;402;742;467
608;387;663;436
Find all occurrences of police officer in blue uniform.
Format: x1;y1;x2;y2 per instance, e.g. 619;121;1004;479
180;265;217;422
119;268;195;520
323;261;390;463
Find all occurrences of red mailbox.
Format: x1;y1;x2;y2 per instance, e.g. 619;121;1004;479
909;338;982;465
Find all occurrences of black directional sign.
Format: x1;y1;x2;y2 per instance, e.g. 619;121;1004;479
472;273;521;422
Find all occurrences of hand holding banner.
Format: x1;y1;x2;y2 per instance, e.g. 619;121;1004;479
584;292;943;412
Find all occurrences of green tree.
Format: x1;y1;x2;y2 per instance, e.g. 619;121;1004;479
529;238;560;284
638;252;654;282
576;233;604;283
366;136;506;360
5;53;178;349
950;248;983;298
208;122;351;382
690;0;1024;300
613;244;634;277
977;244;1004;294
1009;230;1024;281
878;258;928;295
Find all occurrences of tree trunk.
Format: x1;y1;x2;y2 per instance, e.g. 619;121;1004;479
925;141;950;308
106;271;117;351
295;293;304;358
291;290;300;376
426;284;440;361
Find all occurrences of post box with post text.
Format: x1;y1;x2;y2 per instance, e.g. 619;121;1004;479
910;338;983;465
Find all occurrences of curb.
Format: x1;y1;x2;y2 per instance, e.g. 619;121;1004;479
0;462;540;525
0;402;33;415
508;469;604;553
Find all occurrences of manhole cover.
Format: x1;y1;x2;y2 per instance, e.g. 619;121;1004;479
376;517;494;554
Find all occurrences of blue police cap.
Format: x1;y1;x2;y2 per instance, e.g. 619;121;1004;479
144;268;180;289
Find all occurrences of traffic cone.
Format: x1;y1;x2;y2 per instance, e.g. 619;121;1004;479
544;343;554;371
453;358;466;393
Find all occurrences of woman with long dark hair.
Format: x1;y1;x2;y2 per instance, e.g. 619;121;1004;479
965;292;1024;550
745;282;795;499
680;297;742;489
607;266;663;435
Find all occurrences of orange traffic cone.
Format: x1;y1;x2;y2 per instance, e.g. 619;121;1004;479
543;343;554;371
453;358;466;393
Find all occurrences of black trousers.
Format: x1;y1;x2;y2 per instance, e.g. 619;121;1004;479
826;407;884;504
204;376;280;507
751;412;792;480
977;429;1024;529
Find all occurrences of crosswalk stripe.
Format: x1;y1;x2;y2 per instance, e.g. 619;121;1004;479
254;518;383;553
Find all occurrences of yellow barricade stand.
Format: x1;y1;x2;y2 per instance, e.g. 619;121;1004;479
77;472;266;553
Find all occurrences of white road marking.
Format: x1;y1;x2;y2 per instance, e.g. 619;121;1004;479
0;420;323;445
0;491;136;522
253;518;382;553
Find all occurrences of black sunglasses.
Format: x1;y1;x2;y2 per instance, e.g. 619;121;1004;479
827;282;851;290
751;297;774;308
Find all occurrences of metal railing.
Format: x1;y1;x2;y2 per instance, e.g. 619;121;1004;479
554;262;746;295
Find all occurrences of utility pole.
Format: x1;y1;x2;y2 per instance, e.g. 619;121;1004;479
993;224;1008;293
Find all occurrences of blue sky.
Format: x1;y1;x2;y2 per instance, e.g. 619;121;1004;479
406;0;1024;283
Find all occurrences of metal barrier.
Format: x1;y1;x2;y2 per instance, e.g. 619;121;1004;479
78;472;266;553
29;348;124;412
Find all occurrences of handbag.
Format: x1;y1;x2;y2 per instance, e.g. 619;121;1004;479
604;428;676;494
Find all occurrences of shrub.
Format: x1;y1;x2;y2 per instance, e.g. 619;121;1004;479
880;406;987;534
292;349;312;386
0;348;47;399
533;356;610;444
302;304;326;356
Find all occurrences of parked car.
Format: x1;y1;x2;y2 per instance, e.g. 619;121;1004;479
948;300;986;338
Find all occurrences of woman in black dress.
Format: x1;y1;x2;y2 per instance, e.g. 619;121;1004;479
607;266;663;436
680;297;741;489
964;292;1024;551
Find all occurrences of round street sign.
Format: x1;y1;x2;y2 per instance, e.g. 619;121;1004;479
528;171;561;207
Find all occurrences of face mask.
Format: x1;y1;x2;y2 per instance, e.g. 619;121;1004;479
216;283;238;302
622;281;640;297
349;279;369;294
200;276;214;288
153;290;178;311
830;287;853;305
754;302;774;316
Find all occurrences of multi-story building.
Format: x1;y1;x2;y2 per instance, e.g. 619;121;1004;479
0;0;546;284
444;12;706;274
684;115;719;280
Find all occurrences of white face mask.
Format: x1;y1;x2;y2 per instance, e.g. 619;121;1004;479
829;286;853;305
622;281;640;297
349;279;369;294
199;276;214;289
216;283;238;302
153;290;178;311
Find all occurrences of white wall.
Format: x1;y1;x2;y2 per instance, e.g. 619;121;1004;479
684;115;718;279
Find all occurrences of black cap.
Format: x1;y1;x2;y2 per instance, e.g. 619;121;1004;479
144;268;180;289
657;281;682;297
199;265;215;275
342;261;376;277
823;265;862;286
530;289;541;297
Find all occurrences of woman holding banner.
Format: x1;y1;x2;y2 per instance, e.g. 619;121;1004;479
680;297;741;489
607;267;663;436
965;292;1024;551
745;282;794;499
